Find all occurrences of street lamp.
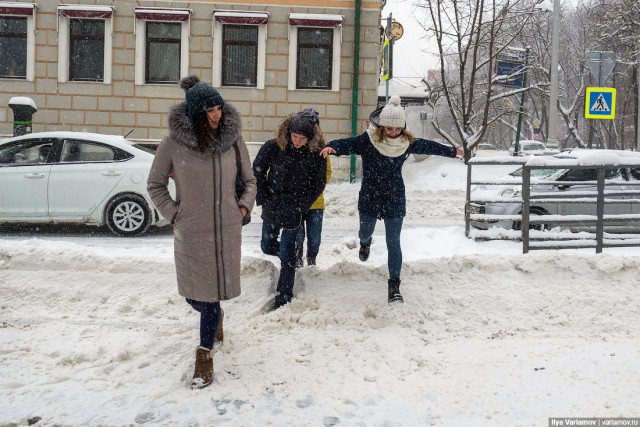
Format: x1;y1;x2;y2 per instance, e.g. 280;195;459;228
541;0;560;149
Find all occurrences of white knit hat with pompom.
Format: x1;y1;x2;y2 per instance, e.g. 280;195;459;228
379;95;405;128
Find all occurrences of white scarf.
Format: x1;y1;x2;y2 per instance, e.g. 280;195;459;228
366;124;410;158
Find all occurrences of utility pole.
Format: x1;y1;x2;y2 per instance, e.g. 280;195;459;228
637;65;640;151
384;13;392;103
514;47;530;155
546;0;560;150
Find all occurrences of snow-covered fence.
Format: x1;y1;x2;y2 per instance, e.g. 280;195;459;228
465;155;640;254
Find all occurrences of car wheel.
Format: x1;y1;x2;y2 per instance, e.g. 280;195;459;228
513;207;550;231
105;194;151;237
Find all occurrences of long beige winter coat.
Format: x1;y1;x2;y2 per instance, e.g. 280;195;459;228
147;102;256;302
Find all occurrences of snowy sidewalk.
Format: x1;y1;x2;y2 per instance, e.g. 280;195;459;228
2;238;640;426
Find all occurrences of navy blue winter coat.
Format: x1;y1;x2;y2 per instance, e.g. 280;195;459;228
253;117;327;229
328;132;456;219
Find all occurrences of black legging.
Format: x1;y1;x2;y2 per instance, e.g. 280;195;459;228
186;299;221;350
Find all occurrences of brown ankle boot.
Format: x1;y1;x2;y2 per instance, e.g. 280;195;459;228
216;309;224;343
191;346;213;389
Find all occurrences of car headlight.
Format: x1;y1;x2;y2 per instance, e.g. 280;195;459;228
500;187;521;198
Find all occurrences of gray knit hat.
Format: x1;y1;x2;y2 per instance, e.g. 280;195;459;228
289;108;320;139
379;95;405;128
180;75;225;123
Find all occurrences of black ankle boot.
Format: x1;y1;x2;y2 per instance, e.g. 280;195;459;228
306;256;316;266
359;240;372;261
388;278;403;303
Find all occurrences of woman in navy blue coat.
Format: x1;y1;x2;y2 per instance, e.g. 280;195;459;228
320;95;462;303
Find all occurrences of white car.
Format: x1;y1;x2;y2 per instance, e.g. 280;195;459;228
0;131;172;236
508;140;549;156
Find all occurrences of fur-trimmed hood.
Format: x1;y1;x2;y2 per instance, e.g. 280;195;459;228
168;102;242;151
275;114;325;153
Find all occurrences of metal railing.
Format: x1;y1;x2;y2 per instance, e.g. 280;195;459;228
465;157;640;254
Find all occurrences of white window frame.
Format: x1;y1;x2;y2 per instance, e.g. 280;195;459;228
0;2;37;81
57;5;113;84
134;8;190;86
288;13;342;92
212;11;268;90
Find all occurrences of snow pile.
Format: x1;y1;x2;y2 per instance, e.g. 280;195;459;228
2;154;640;425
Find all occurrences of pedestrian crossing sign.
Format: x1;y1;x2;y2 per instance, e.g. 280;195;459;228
585;87;616;119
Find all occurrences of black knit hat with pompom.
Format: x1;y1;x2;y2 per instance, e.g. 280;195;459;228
180;75;225;123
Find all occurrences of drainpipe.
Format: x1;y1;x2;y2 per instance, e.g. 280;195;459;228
350;0;362;183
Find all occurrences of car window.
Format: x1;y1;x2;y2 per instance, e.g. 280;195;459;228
61;140;115;163
0;139;55;166
621;168;640;181
560;168;620;182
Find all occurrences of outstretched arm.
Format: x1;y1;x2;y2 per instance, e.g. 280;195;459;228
410;138;462;158
323;132;370;157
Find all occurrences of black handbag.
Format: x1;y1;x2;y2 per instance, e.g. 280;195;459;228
233;143;251;226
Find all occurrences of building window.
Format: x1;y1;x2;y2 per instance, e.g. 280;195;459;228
222;25;257;87
213;11;267;89
145;22;181;84
288;14;343;92
297;27;332;90
57;5;113;84
135;8;191;86
69;20;105;81
0;2;36;81
0;17;27;79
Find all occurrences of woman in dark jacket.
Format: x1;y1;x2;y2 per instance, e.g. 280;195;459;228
253;109;327;310
321;95;462;304
147;75;256;389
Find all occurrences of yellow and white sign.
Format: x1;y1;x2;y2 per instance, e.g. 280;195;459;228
585;87;616;119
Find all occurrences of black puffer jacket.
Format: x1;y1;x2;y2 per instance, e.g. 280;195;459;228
253;115;327;229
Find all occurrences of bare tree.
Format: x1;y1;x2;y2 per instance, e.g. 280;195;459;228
591;0;640;150
413;0;638;155
416;0;550;161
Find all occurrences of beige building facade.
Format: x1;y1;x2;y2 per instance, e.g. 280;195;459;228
0;0;382;179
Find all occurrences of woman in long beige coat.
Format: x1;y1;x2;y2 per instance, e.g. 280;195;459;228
147;75;256;389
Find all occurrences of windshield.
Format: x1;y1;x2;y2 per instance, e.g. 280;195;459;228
523;143;545;151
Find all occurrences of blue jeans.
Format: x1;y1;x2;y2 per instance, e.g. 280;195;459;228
359;213;404;280
185;299;221;350
260;221;280;256
261;220;302;304
295;209;324;262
